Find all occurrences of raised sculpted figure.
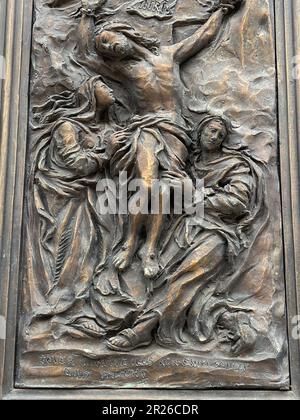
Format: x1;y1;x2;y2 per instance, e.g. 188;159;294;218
107;115;267;353
27;76;116;338
93;0;243;279
17;0;289;390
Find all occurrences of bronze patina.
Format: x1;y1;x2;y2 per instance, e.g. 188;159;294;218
0;0;293;392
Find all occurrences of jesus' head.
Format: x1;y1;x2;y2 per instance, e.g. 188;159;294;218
95;22;160;59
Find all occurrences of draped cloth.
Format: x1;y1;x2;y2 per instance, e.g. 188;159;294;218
86;112;194;332
25;118;107;330
140;146;268;348
90;144;268;350
110;112;192;181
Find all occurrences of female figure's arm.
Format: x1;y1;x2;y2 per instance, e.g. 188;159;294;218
54;121;104;176
205;163;253;218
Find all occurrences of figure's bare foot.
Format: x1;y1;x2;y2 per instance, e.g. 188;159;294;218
143;252;160;279
108;335;132;350
106;328;152;352
72;318;106;338
113;242;135;271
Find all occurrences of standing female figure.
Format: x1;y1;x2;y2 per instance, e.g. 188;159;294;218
26;76;116;338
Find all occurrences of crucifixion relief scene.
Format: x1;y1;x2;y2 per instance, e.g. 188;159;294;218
16;0;289;389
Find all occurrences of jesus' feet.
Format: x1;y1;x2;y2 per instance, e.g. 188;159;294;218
106;328;152;352
113;241;135;272
143;252;160;279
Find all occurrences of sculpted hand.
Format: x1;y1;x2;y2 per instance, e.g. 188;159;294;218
81;0;107;15
106;133;123;157
220;0;243;15
204;187;215;197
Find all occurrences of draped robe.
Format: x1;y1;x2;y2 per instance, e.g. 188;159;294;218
25;119;106;331
89;145;268;350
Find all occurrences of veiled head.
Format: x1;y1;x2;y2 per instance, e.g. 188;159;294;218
197;116;229;152
34;76;115;126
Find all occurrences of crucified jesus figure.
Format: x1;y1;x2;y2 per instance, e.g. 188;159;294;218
92;0;243;279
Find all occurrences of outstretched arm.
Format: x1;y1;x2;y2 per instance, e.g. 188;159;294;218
77;8;96;57
77;1;107;57
172;8;226;64
76;0;122;81
171;0;243;64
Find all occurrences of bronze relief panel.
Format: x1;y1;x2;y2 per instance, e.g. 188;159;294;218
16;0;289;389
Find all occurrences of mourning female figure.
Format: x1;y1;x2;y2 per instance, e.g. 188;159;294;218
25;76;116;338
107;115;268;354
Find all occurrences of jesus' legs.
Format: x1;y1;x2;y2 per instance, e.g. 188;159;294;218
141;181;170;278
113;132;162;274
